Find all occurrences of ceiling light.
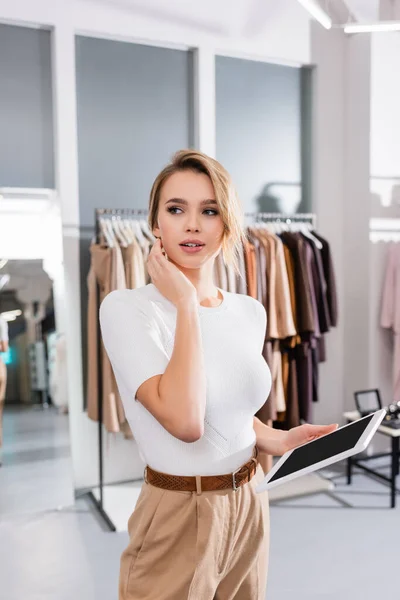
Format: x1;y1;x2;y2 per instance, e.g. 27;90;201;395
344;21;400;33
0;310;22;321
297;0;332;30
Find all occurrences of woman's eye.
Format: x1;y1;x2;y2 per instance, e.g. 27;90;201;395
167;207;219;216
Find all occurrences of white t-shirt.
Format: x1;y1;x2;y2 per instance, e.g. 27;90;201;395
0;316;8;342
100;283;272;475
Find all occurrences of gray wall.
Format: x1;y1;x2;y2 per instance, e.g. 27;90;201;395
75;36;194;227
75;36;194;405
215;56;306;215
0;24;54;188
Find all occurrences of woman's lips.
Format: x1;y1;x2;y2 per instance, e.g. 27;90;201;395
179;244;205;254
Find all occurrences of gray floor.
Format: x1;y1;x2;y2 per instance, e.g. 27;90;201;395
0;405;74;516
0;406;399;599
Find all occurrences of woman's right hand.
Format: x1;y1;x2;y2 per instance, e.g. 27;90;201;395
147;239;198;308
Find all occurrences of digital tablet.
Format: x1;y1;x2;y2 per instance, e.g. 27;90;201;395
255;409;386;493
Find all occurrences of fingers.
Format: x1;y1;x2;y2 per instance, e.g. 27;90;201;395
326;424;339;431
307;423;338;437
149;239;163;257
147;240;166;271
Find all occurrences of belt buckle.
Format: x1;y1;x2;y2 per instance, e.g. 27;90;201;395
232;465;242;492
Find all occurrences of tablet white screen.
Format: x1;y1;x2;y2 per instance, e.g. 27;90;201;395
268;413;375;483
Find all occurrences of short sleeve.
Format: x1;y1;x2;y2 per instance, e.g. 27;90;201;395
99;290;170;402
0;317;9;342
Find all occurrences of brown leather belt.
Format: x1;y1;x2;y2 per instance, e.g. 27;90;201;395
144;445;259;494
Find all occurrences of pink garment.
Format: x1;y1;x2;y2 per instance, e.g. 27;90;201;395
380;243;400;401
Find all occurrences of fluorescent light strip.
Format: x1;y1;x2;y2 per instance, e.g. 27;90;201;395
344;21;400;33
297;0;332;30
0;310;22;321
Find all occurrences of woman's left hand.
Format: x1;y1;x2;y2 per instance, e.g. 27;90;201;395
281;422;339;454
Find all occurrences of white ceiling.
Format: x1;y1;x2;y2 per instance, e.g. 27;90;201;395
83;0;300;37
344;0;380;21
83;0;400;35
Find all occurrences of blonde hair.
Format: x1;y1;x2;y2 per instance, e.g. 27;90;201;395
148;149;247;277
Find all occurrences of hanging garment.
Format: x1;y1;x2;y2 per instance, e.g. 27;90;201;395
236;241;248;295
253;234;267;307
302;236;331;334
303;237;327;379
269;233;296;340
280;233;315;422
283;243;302;348
381;243;400;402
271;340;286;413
246;229;276;422
304;239;321;340
243;238;257;299
286;351;300;428
263;232;296;415
312;231;338;327
121;236;146;289
136;235;151;287
226;261;237;293
259;233;286;413
280;232;315;334
247;228;268;321
87;242;128;434
120;244;136;289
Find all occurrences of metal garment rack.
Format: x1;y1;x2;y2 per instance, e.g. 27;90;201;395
86;208;149;531
244;211;317;227
86;208;316;530
369;217;400;243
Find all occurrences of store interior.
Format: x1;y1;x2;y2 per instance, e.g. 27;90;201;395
1;1;400;599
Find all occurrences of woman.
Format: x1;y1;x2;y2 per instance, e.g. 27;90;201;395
100;149;337;600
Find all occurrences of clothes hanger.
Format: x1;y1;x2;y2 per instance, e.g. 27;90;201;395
99;217;114;248
111;216;128;248
121;218;134;244
139;219;155;242
258;221;273;233
116;216;132;246
300;222;323;249
130;219;147;245
106;218;118;247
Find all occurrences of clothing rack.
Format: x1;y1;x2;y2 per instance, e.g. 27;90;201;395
87;207;149;531
87;208;317;530
244;211;317;227
370;218;400;243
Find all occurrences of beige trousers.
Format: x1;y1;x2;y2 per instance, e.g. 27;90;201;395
0;358;7;448
119;461;270;600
